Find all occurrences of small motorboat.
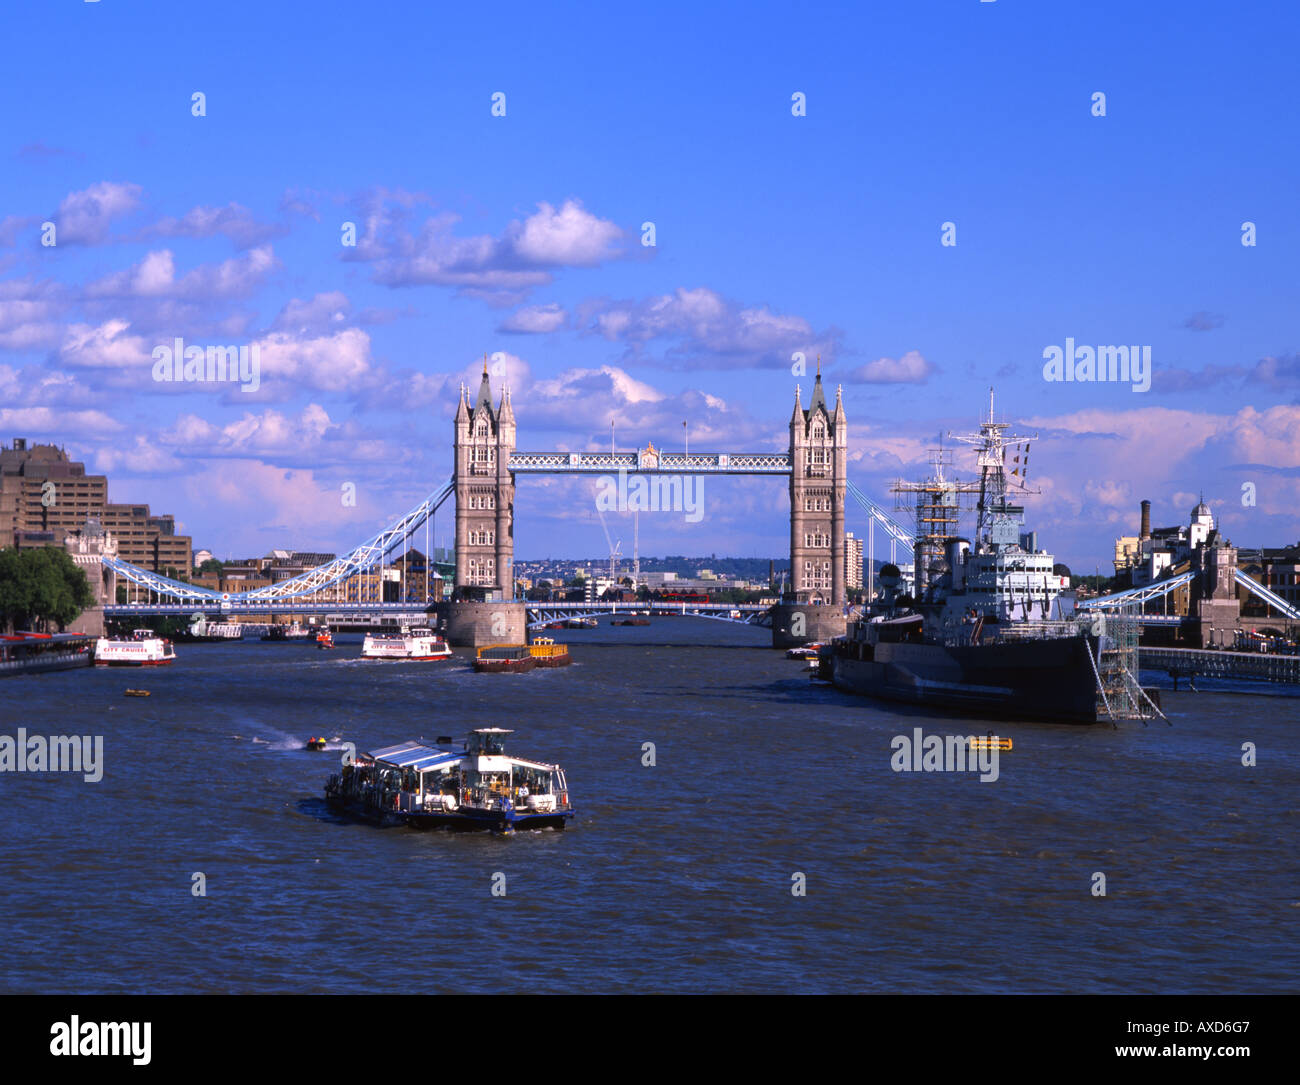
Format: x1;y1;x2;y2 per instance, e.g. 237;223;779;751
785;643;822;660
316;630;335;650
124;689;151;697
305;737;329;751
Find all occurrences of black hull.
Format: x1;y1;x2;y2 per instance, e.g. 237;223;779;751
827;634;1104;724
325;793;571;832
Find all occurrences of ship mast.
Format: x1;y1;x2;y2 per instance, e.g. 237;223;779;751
947;388;1039;555
891;446;979;594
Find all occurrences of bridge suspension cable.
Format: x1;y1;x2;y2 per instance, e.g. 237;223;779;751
846;481;913;548
104;478;456;605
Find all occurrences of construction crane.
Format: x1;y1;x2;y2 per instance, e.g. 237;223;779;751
632;508;640;590
595;501;622;586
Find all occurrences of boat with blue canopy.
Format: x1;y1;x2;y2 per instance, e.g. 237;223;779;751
323;729;574;832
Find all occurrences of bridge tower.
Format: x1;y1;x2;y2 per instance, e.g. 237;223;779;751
788;365;847;605
773;366;849;648
453;360;516;599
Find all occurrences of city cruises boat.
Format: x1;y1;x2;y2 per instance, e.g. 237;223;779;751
361;626;453;661
528;637;571;668
563;617;598;629
474;644;537;673
93;629;177;667
0;632;95;677
324;729;574;832
786;643;823;660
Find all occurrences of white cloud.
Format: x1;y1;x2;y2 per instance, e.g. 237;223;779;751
580;286;835;368
499;303;567;334
252;327;373;392
58;319;152;370
86;246;277;300
350;196;626;301
54;181;142;245
849;350;935;385
141;202;285;249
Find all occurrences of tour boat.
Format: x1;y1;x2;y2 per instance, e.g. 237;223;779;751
0;632;94;677
360;626;453;661
324;729;574;832
93;629;177;667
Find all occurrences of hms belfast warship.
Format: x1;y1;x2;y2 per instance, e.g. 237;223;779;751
824;391;1159;725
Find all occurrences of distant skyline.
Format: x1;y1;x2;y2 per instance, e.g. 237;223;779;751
2;1;1297;572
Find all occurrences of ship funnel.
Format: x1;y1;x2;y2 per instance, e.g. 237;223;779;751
945;538;970;590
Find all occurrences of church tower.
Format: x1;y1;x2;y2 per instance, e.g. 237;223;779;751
788;364;847;605
453;360;516;598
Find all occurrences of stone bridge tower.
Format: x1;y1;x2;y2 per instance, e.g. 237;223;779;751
453;361;516;599
773;366;849;648
788;365;847;605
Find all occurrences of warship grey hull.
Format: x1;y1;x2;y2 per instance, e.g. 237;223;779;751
826;633;1105;724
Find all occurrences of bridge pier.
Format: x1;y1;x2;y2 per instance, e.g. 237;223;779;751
770;603;846;650
437;600;528;648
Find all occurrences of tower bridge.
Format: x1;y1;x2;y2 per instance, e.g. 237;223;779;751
100;361;915;648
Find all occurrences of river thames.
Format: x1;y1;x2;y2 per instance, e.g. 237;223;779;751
2;618;1295;994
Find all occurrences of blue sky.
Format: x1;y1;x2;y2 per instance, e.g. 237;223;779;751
1;1;1297;571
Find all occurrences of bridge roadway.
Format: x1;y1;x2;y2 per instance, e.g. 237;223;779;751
103;600;777;627
1140;646;1300;686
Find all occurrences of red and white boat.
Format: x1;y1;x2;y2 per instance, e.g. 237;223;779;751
360;626;453;662
94;628;177;666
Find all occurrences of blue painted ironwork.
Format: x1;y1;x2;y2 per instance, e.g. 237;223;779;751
509;450;792;474
1076;571;1198;611
846;481;913;548
105;479;454;606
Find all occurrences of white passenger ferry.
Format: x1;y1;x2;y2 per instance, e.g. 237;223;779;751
94;628;177;666
325;729;574;832
360;626;453;661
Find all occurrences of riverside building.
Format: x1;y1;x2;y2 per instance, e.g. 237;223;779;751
0;438;191;575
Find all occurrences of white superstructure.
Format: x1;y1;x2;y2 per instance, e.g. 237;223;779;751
360;626;453;661
94;629;177;666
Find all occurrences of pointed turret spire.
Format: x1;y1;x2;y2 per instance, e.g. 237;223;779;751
833;383;845;423
473;354;494;420
808;358;827;416
454;381;469;423
790;384;804;424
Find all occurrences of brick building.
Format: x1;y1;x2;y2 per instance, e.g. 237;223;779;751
0;438;191;575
